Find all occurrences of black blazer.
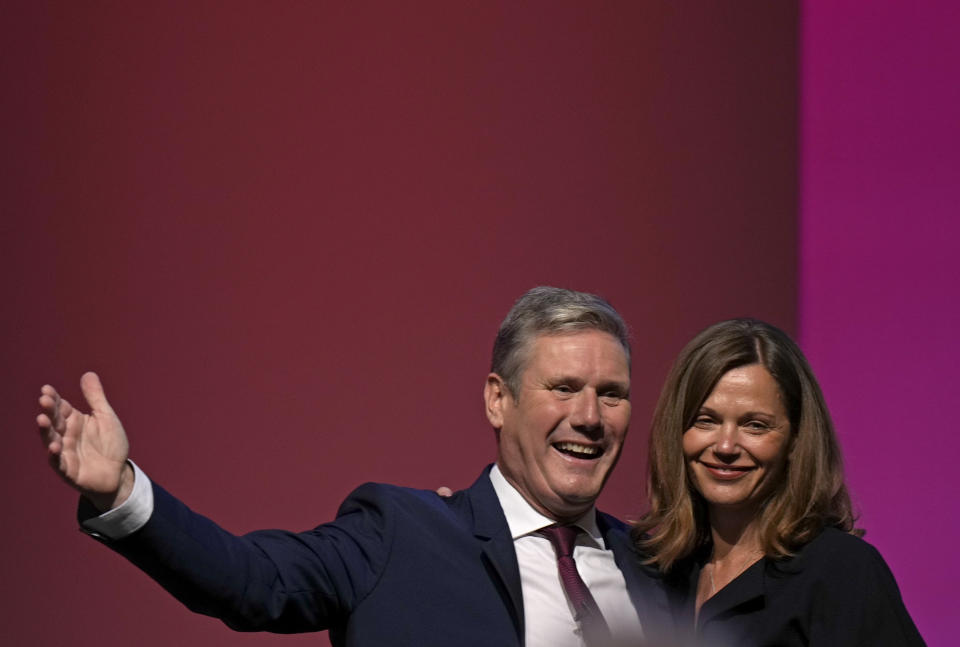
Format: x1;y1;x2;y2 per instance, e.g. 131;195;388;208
84;466;672;646
665;527;925;646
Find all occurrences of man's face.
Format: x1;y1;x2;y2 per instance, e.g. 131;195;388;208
485;330;631;522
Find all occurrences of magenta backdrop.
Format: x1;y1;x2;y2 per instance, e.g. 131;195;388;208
2;3;798;645
800;2;958;645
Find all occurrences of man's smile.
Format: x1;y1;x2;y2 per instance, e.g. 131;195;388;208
553;441;604;460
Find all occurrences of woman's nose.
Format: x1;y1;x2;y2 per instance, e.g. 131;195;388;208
713;423;741;458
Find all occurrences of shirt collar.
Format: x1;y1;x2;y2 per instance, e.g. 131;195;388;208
490;463;604;548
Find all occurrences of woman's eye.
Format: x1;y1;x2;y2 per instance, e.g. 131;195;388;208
693;417;715;428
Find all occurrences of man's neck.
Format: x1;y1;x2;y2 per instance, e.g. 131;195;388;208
489;464;601;545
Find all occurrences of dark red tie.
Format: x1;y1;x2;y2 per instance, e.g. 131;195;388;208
540;525;612;645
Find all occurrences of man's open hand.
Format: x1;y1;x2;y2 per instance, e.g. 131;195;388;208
37;372;133;511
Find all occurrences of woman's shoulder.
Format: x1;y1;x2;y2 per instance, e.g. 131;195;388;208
800;526;879;558
769;529;926;644
776;526;892;581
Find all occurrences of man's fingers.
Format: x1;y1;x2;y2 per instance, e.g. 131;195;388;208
38;392;55;416
36;411;55;433
38;389;66;430
80;371;113;414
58;395;73;424
37;411;64;457
37;411;57;443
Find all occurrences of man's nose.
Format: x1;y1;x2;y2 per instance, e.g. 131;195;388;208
570;391;602;433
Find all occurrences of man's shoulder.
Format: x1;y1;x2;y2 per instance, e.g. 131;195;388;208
336;481;456;516
335;469;496;525
596;508;630;537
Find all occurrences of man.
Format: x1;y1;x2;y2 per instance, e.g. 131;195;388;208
36;287;670;646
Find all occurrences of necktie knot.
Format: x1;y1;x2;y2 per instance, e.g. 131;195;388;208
540;524;580;557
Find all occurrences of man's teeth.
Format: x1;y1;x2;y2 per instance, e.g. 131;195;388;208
555;442;600;456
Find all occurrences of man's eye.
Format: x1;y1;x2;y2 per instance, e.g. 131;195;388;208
553;385;573;394
600;392;624;404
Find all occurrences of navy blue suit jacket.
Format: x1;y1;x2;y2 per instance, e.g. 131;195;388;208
86;466;671;646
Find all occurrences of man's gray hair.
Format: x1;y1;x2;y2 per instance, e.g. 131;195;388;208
492;286;631;396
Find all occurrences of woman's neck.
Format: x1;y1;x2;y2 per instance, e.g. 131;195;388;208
708;504;763;559
693;505;766;616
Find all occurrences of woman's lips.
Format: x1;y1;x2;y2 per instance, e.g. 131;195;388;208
701;462;754;480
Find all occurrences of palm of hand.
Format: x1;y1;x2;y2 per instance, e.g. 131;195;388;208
53;405;129;496
39;372;130;501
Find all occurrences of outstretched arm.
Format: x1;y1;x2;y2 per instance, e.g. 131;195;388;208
37;372;134;512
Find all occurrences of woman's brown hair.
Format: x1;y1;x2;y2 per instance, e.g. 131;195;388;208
633;319;859;571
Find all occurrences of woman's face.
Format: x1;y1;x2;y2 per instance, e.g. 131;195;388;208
682;363;791;516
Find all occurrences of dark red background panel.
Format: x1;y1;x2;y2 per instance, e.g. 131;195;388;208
2;3;796;645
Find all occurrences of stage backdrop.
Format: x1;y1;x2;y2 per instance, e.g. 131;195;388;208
800;1;958;645
2;3;799;646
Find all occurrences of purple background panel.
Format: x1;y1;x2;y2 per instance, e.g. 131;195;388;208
800;1;959;645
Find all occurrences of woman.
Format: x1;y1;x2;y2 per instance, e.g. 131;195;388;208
634;319;924;646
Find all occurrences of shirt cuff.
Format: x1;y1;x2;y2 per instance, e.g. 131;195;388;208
80;460;154;540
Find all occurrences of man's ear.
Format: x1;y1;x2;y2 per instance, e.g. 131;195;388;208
484;373;510;429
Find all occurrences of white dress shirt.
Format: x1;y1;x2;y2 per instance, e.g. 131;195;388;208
84;463;643;646
81;460;152;539
489;464;643;647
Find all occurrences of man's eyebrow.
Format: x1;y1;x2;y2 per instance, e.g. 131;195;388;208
597;380;630;393
541;375;629;390
544;375;585;385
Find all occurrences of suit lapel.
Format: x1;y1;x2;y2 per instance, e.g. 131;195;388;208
456;471;677;646
600;513;674;644
462;469;525;642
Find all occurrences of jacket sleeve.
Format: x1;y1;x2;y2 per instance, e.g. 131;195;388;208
91;481;395;634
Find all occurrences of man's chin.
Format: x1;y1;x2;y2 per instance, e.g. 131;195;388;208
544;488;604;520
